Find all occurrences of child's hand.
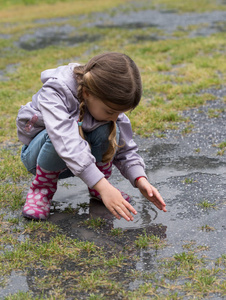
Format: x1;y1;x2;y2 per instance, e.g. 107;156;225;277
93;178;137;221
136;177;167;212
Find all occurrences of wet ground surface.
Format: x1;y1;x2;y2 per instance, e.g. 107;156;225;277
1;92;222;299
90;9;226;36
50;93;226;258
2;95;223;298
1;2;226;299
10;5;226;50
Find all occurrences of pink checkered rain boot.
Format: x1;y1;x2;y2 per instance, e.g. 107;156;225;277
89;161;131;202
22;165;60;220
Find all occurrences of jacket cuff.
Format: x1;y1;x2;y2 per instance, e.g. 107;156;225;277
126;165;147;187
79;163;104;188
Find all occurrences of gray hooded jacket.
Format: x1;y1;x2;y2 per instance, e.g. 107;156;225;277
16;63;147;188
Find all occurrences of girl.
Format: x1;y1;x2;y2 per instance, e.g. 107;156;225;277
16;52;166;221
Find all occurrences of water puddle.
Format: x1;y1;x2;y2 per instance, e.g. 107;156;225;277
50;98;225;263
0;63;20;81
18;96;224;298
1;2;226;297
17;25;101;50
15;7;226;51
50;154;225;256
0;271;29;298
91;9;226;36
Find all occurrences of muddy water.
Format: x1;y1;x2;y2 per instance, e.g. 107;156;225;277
91;9;226;36
16;8;226;51
1;2;226;298
51;95;226;260
37;96;225;299
38;95;226;298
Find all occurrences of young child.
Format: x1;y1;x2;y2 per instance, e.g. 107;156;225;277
16;52;166;221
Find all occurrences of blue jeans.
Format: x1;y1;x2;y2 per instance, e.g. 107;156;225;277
21;123;119;179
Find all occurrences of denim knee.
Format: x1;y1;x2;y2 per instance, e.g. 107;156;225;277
20;130;49;173
20;129;66;173
21;144;36;175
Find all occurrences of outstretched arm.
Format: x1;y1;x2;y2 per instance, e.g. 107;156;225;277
93;176;166;222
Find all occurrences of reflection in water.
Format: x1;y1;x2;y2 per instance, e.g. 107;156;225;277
89;198;114;221
50;195;167;251
88;197;162;232
136;250;157;271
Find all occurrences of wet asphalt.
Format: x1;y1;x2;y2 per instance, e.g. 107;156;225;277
1;3;226;299
51;94;226;259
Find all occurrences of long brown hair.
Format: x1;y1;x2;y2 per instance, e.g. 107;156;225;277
74;52;142;163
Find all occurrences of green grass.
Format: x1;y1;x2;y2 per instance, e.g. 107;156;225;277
110;227;124;236
135;230;166;249
83;217;107;229
1;219;225;299
0;2;225;141
151;0;226;12
214;141;226;155
5;292;44;300
0;184;25;210
201;224;215;232
0;0;226;298
208;108;225;118
198;199;217;209
183;177;195;184
181;124;194;135
0;0;67;6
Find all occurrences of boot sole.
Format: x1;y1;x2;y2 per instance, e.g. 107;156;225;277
22;211;48;221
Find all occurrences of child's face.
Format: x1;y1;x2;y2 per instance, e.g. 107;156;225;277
83;90;129;122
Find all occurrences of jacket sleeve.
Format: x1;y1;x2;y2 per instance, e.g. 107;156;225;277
37;78;104;188
113;114;147;187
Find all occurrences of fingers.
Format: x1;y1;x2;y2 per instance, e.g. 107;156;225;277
150;196;167;211
151;194;167;212
152;199;167;212
106;200;137;222
119;201;136;221
144;185;167;212
138;180;166;209
124;201;137;216
109;208;121;220
116;207;133;221
152;187;166;208
152;186;164;203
